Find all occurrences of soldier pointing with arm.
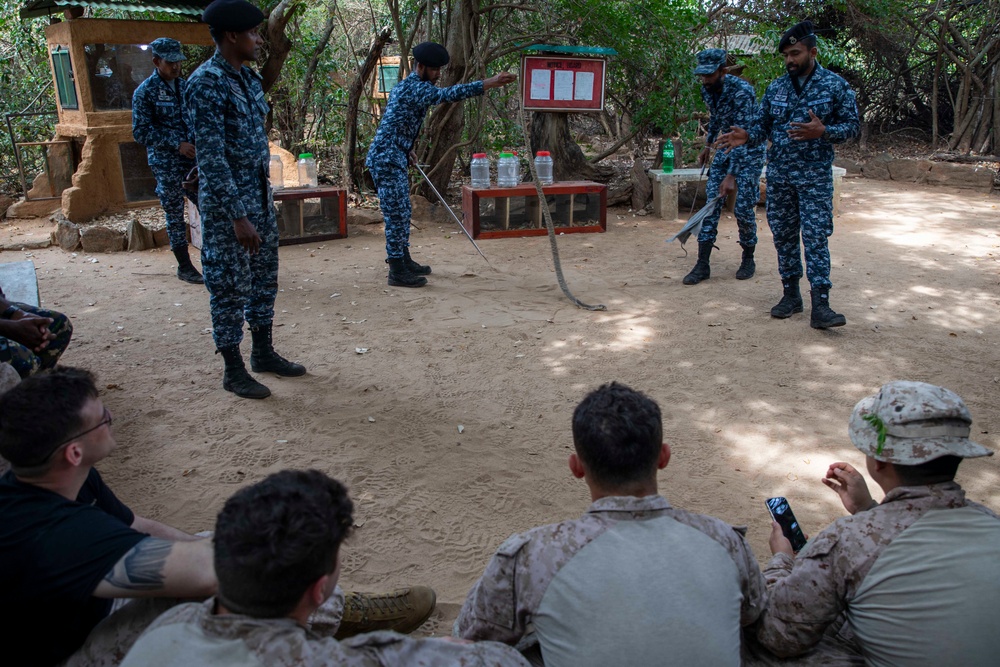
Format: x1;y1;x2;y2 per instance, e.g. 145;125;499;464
717;21;859;329
366;42;516;288
185;0;306;399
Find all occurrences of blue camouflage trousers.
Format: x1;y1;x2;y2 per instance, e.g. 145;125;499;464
200;198;279;350
0;303;73;378
766;178;834;289
152;161;198;250
698;158;762;247
369;162;411;259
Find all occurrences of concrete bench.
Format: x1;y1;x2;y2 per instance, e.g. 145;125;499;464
0;260;40;307
649;166;848;220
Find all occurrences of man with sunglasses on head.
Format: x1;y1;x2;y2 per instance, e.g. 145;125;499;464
0;367;215;667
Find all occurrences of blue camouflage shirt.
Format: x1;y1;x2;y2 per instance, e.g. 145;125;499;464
745;64;859;184
132;71;192;170
184;51;271;222
366;72;484;170
702;75;764;176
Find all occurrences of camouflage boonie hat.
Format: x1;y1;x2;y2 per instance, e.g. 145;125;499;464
694;48;727;75
149;37;185;62
849;381;993;464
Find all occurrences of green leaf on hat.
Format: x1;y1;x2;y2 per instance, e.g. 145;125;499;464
863;413;887;455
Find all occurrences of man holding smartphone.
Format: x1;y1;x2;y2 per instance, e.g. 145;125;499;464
751;381;1000;665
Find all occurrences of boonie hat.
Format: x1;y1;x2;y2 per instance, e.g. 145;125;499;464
779;20;815;53
412;42;450;68
848;381;993;465
202;0;266;33
149;37;185;62
694;48;726;75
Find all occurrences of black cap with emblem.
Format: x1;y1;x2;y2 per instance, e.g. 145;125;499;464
778;20;816;53
412;42;450;68
202;0;266;33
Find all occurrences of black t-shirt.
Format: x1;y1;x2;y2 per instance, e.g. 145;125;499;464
0;468;146;666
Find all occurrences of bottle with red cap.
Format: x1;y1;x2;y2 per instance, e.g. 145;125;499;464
534;151;553;185
471;153;490;189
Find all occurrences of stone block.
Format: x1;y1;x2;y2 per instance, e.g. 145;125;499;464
152;228;170;247
54;218;82;252
888;159;932;183
347;207;383;226
80;225;125;253
127;219;155;251
926;161;995;190
630;160;652;211
834;157;863;175
862;152;893;180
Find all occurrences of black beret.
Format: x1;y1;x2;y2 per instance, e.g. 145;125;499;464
412;42;450;68
778;20;815;53
202;0;266;33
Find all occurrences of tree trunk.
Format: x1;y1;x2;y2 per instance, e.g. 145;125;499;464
417;0;477;198
529;112;597;181
260;0;300;94
345;27;392;192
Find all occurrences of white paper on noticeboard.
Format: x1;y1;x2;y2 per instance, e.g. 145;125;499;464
530;69;551;100
553;70;574;100
574;71;595;101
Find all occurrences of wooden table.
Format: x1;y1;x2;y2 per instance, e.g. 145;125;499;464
461;181;607;239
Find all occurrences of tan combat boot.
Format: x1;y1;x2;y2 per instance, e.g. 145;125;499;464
334;586;437;639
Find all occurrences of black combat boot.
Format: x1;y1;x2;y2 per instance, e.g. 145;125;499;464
682;241;714;285
172;245;204;284
735;244;756;280
403;247;431;275
250;324;306;376
810;288;847;329
219;345;271;399
387;257;428;288
770;277;804;319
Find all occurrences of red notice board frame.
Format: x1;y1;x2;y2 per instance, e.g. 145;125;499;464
520;55;606;112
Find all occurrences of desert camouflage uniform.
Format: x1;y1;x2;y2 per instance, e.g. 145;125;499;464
365;72;484;259
699;75;765;247
455;495;766;663
749;482;1000;665
132;70;197;250
0;294;73;379
185;51;277;349
744;64;859;289
120;597;529;667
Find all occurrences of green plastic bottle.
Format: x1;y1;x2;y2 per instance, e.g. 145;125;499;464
662;142;674;173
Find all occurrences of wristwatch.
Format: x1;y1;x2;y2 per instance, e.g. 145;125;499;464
2;304;23;319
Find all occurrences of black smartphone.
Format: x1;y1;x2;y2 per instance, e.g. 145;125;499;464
766;496;808;553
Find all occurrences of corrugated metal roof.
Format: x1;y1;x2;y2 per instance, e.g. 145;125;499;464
704;34;771;56
20;0;210;19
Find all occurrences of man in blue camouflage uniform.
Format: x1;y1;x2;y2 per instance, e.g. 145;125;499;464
718;21;859;329
684;48;766;286
366;42;516;287
185;0;305;399
132;37;202;285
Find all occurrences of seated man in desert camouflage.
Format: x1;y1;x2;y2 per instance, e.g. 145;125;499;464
455;382;767;666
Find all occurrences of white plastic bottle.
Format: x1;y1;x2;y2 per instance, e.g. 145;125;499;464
497;152;517;187
534;151;553;185
470;153;490;189
297;153;318;188
511;151;522;185
269;155;284;189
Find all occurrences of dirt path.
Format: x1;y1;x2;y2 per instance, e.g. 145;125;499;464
3;179;998;632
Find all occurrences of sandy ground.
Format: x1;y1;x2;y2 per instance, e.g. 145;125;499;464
2;179;999;633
